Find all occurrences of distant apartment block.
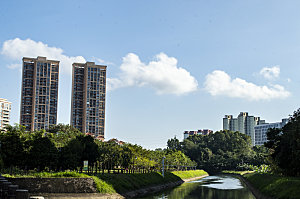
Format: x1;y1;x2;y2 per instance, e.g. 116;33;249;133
0;98;11;130
254;119;288;146
71;62;106;140
223;112;265;145
183;129;213;139
20;57;59;131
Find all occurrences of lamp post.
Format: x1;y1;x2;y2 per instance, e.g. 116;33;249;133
162;156;166;177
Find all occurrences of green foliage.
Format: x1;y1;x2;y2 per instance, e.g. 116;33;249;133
265;109;300;176
0;124;196;174
46;124;84;148
167;136;181;151
244;173;300;199
2;171;89;178
0;125;26;168
181;130;261;172
27;133;59;170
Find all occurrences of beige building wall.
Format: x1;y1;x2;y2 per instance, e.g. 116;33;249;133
20;57;59;131
71;62;107;140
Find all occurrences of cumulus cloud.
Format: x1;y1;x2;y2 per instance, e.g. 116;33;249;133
91;57;114;66
259;66;280;80
204;70;290;101
1;38;86;74
107;53;198;95
1;38;197;95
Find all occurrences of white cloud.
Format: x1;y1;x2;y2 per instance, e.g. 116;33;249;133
1;38;197;95
108;53;198;95
259;66;280;80
7;63;21;69
91;57;114;66
1;38;86;74
204;70;290;101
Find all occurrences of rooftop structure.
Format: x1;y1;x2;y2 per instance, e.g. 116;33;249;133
183;129;213;139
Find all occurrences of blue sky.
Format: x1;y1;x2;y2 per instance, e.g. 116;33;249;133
1;0;299;149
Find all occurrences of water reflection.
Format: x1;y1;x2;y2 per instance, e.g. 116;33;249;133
140;175;256;199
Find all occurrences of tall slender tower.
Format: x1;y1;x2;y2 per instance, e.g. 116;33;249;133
20;57;59;131
71;62;106;140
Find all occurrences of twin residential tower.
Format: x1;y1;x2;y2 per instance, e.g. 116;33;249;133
20;57;107;139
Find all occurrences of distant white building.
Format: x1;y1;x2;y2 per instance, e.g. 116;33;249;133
254;119;288;146
0;98;11;130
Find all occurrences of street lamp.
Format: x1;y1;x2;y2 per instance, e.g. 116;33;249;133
162;156;166;177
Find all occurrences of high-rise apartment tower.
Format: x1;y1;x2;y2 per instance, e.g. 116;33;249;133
71;62;106;140
0;98;11;130
20;57;59;131
223;112;266;145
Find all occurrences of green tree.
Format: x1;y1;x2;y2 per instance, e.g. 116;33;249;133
0;125;26;168
167;136;181;151
59;138;84;170
27;130;58;171
265;109;300;176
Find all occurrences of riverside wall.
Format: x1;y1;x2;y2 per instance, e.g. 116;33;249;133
8;177;97;193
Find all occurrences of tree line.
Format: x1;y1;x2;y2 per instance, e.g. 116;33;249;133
0;124;196;173
265;108;300;176
167;131;268;173
167;108;300;176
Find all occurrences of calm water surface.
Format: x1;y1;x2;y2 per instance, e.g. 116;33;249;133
140;175;256;199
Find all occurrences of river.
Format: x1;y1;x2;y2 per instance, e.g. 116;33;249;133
140;175;256;199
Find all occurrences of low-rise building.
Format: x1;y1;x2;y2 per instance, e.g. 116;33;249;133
183;129;213;139
254;119;288;146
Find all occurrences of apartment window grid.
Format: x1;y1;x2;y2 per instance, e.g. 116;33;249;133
86;67;106;137
71;63;106;138
20;57;59;131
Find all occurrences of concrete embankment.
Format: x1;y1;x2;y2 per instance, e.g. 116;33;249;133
9;174;209;199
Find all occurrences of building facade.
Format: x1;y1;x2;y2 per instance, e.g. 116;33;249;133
71;62;106;140
183;129;213;139
0;98;11;130
223;115;238;132
20;57;59;131
223;112;265;145
254;119;288;146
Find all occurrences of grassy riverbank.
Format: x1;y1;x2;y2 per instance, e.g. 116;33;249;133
222;171;300;199
243;173;300;199
95;169;208;194
2;170;208;194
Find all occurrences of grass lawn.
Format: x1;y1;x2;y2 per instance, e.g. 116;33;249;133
243;173;300;199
